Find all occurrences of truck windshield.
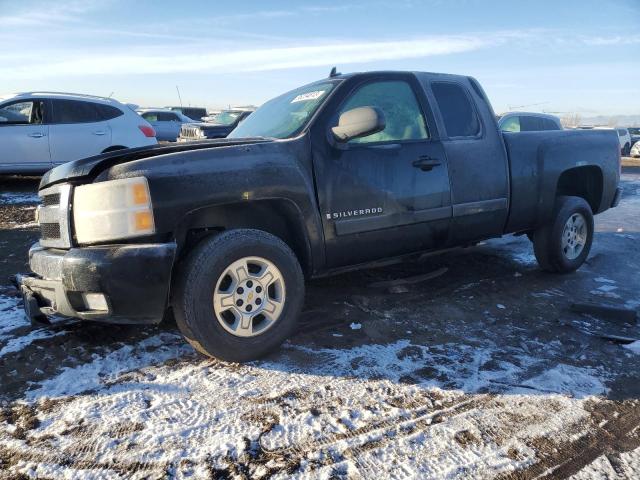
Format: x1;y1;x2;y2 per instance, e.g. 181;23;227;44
229;82;336;139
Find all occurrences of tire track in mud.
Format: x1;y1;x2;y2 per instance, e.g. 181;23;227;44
497;399;640;479
245;395;492;476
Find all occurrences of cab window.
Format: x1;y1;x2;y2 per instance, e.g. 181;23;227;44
340;80;429;144
431;82;479;137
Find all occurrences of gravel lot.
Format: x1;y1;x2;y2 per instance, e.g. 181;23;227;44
0;170;639;479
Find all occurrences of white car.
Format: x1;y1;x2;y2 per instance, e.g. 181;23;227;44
0;92;157;174
594;127;631;156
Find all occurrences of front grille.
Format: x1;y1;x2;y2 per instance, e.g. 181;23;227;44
42;193;60;207
180;126;201;139
40;223;61;239
37;184;72;249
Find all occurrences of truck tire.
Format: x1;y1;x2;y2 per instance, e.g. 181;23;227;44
532;196;594;273
172;229;304;362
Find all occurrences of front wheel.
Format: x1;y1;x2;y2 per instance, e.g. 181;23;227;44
172;229;304;362
533;196;594;273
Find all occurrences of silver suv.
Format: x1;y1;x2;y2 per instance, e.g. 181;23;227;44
0;92;158;174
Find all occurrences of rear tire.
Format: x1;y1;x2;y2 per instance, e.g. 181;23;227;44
623;143;631;156
533;196;594;273
172;229;304;362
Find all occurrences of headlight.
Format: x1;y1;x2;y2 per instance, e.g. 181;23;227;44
73;177;155;244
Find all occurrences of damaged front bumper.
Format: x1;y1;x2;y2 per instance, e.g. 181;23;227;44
15;242;176;324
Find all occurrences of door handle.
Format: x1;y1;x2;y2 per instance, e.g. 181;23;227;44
92;131;107;136
412;156;441;171
28;132;45;138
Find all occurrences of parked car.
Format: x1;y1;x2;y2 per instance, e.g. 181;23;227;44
594;127;631;156
631;140;640;158
627;127;640;146
178;108;255;141
166;106;208;122
137;108;193;142
0;92;157;174
497;112;562;132
17;71;621;363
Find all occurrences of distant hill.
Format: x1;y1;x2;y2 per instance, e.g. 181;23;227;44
578;114;640;127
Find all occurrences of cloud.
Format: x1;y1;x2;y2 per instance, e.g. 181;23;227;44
1;33;513;79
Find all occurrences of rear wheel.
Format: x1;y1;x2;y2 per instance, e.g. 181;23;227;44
533;196;594;273
623;143;631;156
172;229;304;362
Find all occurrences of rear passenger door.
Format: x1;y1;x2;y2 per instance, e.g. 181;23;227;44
312;75;452;267
49;99;112;165
426;80;509;244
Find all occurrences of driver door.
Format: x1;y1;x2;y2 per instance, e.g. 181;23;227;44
311;77;452;267
0;99;51;173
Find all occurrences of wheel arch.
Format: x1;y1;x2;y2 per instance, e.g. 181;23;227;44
174;199;313;278
102;145;128;153
555;166;603;213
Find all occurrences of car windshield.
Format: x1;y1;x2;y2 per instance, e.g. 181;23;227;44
212;111;243;126
229;81;336;139
628;127;640;135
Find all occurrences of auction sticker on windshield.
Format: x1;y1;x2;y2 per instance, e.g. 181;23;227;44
291;90;326;103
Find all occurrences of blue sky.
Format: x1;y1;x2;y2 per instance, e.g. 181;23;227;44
1;0;638;115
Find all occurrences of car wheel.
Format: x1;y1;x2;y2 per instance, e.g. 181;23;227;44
533;196;594;273
172;229;304;362
623;143;631;156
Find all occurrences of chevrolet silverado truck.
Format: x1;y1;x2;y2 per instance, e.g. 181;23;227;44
16;70;622;362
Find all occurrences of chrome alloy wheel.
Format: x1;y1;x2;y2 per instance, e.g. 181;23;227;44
213;256;286;337
561;213;587;260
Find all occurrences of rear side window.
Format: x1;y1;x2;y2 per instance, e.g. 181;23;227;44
157;112;179;121
543;118;560;130
95;104;123;120
52;100;100;123
520;116;543;131
431;82;479;137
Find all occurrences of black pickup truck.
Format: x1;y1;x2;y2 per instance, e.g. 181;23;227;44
17;70;621;362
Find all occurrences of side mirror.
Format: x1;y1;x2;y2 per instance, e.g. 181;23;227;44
331;106;385;143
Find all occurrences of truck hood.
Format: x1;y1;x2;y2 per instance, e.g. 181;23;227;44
40;137;272;189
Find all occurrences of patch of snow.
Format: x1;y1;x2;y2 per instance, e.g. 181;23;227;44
594;277;615;284
497;304;506;309
349;322;362;330
0;330;67;358
26;332;192;400
624;341;640;355
0;294;29;340
0;192;39;205
596;284;618;292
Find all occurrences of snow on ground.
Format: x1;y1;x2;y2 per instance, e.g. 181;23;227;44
0;294;28;340
0;193;39;205
569;447;640;479
0;326;616;479
0;295;69;355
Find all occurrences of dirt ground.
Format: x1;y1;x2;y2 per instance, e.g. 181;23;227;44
0;170;639;479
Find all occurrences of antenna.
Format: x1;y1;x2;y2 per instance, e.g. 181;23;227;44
176;85;183;108
329;66;340;78
108;91;114;98
508;101;549;111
